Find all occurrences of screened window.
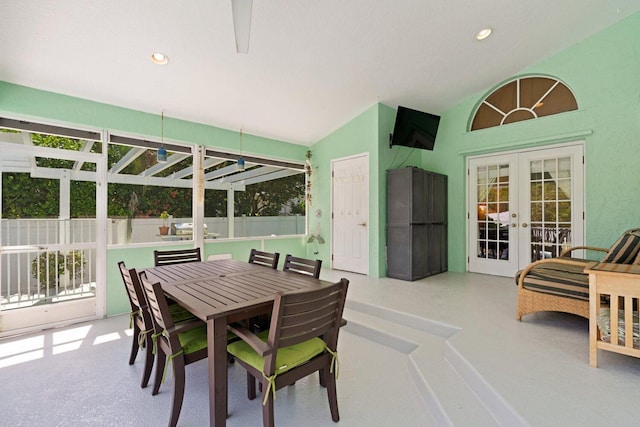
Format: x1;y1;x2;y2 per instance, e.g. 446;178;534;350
107;135;194;244
203;150;306;239
2;120;307;247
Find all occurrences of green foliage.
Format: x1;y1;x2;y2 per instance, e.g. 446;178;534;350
234;174;306;216
71;181;96;218
2;133;306;220
31;251;86;289
2;174;59;218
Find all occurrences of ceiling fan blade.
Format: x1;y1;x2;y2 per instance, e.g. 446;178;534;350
231;0;253;54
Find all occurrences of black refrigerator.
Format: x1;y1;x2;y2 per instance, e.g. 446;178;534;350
386;167;448;281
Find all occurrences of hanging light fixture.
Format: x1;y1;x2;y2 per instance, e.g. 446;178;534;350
157;111;168;163
237;128;245;170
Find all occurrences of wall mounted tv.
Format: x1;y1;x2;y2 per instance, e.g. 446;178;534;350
390;106;440;151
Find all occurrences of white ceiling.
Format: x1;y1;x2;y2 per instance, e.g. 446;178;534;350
1;1;639;146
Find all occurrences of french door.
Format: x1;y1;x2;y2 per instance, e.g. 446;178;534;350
468;143;584;277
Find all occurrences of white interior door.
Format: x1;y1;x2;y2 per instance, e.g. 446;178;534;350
331;153;369;274
468;143;584;277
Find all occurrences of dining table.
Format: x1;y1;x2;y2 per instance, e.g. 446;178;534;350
143;258;335;427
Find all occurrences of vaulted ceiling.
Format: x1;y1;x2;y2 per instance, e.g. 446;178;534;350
1;1;639;145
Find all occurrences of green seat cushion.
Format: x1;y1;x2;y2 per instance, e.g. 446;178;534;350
177;324;208;355
169;303;197;323
227;330;326;375
175;324;235;355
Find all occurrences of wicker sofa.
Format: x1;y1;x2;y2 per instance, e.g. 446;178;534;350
516;228;640;321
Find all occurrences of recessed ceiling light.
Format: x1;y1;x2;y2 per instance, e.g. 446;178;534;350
476;28;493;41
151;52;169;65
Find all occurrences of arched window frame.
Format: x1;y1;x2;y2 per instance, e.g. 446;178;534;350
469;75;578;131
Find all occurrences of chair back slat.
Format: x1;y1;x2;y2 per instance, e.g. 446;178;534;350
282;303;339;328
138;271;175;334
118;261;146;312
282;254;322;278
281;292;338;315
248;249;280;269
154;248;201;266
279;318;335;347
267;279;348;361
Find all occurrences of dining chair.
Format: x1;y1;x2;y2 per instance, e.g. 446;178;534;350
153;248;202;266
118;262;197;390
138;270;208;427
247;249;281;331
248;249;280;269
227;278;350;427
118;261;155;389
282;254;322;279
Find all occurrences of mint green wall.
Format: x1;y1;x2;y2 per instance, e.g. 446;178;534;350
427;12;640;272
308;103;434;278
0;82;308;160
107;248;158;316
310;105;382;276
203;238;307;265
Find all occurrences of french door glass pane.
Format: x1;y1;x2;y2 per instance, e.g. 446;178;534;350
476;163;510;261
529;156;572;261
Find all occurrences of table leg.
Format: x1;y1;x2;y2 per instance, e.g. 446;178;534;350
208;317;228;427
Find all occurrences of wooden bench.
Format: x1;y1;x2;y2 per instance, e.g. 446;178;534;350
586;262;640;367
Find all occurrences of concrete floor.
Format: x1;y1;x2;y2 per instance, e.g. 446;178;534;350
2;271;640;426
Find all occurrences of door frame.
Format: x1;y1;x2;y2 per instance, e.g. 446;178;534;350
466;141;585;276
330;152;369;275
467;152;519;276
0;136;107;336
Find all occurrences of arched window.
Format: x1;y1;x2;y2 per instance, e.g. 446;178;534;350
470;76;578;131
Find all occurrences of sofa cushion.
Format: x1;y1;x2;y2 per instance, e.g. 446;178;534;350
602;230;640;264
597;308;640;348
516;260;592;301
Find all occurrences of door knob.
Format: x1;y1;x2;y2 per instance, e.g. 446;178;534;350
358;222;367;227
511;223;517;228
522;223;528;228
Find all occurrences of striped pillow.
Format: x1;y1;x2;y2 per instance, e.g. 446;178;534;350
603;230;640;264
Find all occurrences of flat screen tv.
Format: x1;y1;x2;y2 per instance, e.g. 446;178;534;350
390;106;440;150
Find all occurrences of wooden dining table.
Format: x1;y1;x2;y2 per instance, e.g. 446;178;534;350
143;258;334;427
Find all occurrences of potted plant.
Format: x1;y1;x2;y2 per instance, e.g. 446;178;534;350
159;210;170;235
32;250;86;291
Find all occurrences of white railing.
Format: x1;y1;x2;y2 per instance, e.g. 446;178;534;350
1;215;305;310
109;215;305;244
1;219;96;311
1;246;96;310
